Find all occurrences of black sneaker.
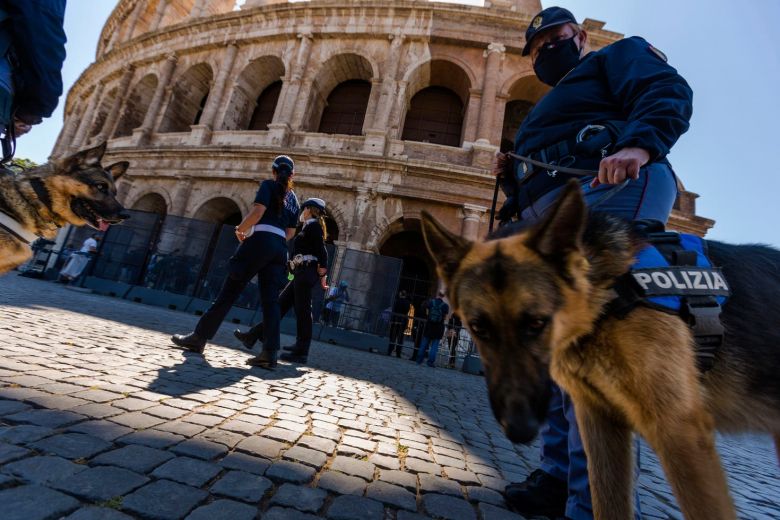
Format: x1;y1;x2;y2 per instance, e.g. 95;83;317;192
505;469;567;518
171;333;206;354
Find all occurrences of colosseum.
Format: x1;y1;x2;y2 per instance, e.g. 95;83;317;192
51;0;713;317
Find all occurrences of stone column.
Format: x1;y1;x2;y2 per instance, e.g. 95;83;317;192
151;0;170;32
134;53;177;145
122;1;144;42
361;78;383;133
372;32;405;131
188;0;209;19
190;43;239;144
116;178;135;206
98;65;135;142
53;107;82;157
462;88;482;144
461;204;487;241
170;176;194;216
71;83;104;151
476;42;505;143
268;32;313;142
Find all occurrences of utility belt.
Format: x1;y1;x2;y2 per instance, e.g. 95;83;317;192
495;122;626;228
287;254;318;273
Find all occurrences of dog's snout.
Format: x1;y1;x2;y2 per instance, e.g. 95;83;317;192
503;414;540;444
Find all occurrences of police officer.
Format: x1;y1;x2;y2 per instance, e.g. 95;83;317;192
0;1;67;161
234;197;329;364
172;155;300;369
495;7;693;520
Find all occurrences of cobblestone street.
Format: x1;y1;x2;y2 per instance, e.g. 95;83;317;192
0;274;778;520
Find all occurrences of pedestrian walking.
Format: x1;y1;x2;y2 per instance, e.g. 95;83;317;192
324;280;349;327
233;197;329;364
415;290;450;367
387;289;411;357
171;155;300;369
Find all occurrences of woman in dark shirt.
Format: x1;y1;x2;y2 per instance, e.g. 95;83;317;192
234;197;329;364
171;155;300;369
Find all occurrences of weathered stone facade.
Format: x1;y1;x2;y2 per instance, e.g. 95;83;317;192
54;0;713;289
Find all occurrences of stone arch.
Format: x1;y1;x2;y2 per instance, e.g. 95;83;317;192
401;60;472;147
221;55;286;131
377;216;437;305
499;74;548;151
304;53;375;133
127;187;173;214
159;63;214;133
88;87;119;139
114;73;158;138
192;197;243;225
131;192;168;215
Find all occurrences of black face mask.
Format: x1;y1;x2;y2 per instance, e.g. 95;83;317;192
533;35;582;86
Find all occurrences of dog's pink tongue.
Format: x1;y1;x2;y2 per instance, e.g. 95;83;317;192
98;219;110;232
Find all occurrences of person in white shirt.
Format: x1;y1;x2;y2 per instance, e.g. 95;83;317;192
58;233;99;283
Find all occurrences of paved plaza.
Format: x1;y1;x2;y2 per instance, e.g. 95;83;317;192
0;274;778;520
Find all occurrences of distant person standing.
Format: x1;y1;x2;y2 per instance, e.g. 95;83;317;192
324;280;350;327
171;155;299;369
415;290;449;367
387;289;411;358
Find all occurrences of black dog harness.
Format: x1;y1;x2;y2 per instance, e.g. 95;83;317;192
606;221;730;372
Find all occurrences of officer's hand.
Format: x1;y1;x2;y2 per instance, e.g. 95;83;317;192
493;152;508;178
592;147;650;187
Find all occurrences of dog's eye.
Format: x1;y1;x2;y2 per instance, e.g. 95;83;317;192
94;183;108;193
524;316;549;336
468;316;492;341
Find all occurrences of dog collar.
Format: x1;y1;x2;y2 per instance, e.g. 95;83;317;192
0;210;39;244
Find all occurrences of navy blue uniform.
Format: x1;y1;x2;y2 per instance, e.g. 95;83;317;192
0;0;67;121
509;37;693;520
510;36;692;220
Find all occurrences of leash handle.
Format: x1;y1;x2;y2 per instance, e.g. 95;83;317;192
488;172;501;234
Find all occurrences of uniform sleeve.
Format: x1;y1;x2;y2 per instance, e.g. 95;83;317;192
3;0;67;120
602;37;693;160
253;180;272;206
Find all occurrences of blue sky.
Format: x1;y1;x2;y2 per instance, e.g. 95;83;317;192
17;0;780;247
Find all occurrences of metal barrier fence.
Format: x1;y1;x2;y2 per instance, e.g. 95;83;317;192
380;312;477;369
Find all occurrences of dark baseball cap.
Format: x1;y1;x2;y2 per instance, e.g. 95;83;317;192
272;155;294;175
522;6;578;56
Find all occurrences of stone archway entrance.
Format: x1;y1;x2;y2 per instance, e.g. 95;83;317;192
379;222;436;313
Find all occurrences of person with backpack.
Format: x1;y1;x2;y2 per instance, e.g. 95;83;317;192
415;290;449;367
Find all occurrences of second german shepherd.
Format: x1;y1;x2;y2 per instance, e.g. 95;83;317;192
0;142;128;274
421;180;780;520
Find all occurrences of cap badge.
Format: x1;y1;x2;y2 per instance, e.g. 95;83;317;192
532;16;543;29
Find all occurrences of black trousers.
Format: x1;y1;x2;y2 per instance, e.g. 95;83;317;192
194;232;287;351
248;263;318;354
387;319;406;356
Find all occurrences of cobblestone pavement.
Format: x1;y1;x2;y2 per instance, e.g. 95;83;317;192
0;275;778;520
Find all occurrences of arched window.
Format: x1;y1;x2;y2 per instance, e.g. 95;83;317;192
317;80;372;135
249;81;283;131
402;87;464;147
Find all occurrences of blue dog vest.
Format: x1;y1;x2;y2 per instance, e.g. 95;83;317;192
609;227;731;372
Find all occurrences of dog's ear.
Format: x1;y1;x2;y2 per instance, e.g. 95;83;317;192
106;161;130;181
421;211;472;284
526;179;587;258
63;142;107;172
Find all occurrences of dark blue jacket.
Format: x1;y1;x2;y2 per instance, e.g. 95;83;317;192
513;36;693;185
0;0;67;120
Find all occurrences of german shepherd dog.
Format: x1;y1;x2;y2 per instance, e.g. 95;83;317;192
421;180;780;520
0;142;128;274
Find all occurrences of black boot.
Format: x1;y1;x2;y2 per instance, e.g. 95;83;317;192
233;329;258;350
504;469;567;518
279;348;308;363
281;344;297;352
171;332;206;354
245;349;277;369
